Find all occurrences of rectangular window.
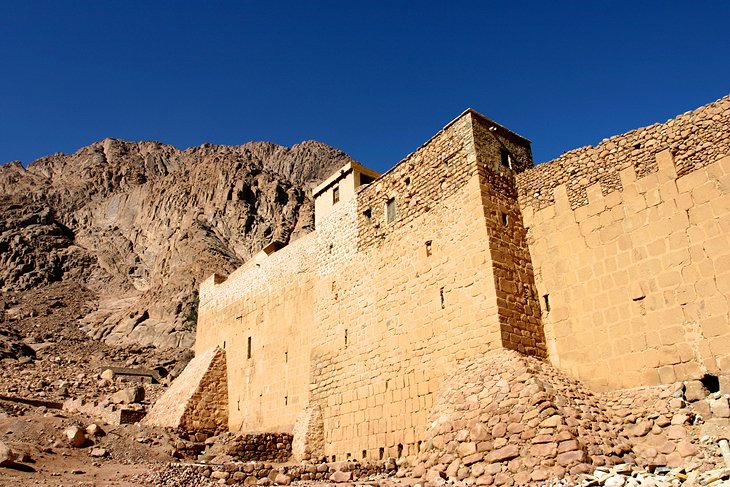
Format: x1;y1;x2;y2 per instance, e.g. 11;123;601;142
332;185;340;204
386;198;396;223
247;336;252;359
500;149;513;169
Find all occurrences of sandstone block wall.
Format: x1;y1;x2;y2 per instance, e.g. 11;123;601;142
309;111;544;461
518;95;730;390
196;233;317;433
143;346;228;432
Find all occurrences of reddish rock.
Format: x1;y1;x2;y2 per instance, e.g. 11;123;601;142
486;444;519;463
329;470;351;483
677;440;698;457
470;423;490;442
556;449;586;466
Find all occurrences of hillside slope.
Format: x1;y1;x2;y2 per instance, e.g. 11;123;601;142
0;138;353;348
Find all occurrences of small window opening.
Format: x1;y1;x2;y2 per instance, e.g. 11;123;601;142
440;287;445;309
223;340;226;349
247;336;252;359
425;240;432;257
501;212;508;226
346;452;351;460
344;329;348;347
378;448;384;460
360;174;375;185
386;198;397;223
543;294;550;313
284;395;288;406
634;143;642;150
362;450;367;459
500;149;513;169
332;185;340;204
363;208;372;223
285;351;288;363
332;455;336;462
417;440;422;452
405;176;411;186
701;374;720;393
329;243;334;253
397;444;403;458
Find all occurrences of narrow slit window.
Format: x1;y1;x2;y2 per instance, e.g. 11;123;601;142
440;287;445;309
284;395;288;405
332;185;340;204
397;444;404;458
344;329;348;347
386;198;397;223
378;448;384;460
362;450;367;459
500;149;513;169
425;240;432;257
247;336;252;359
363;208;372;223
543;294;550;313
501;212;508;226
285;351;288;363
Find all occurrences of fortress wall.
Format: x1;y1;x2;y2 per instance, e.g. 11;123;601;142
518;97;730;390
196;232;318;433
472;117;546;357
309;114;510;462
517;95;730;212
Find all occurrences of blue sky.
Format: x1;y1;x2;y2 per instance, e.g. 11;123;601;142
1;1;728;173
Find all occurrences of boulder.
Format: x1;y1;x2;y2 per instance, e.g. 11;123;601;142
64;426;86;448
111;385;145;404
0;441;15;467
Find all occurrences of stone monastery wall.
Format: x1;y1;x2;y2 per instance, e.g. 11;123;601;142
516;95;730;391
196;94;730;462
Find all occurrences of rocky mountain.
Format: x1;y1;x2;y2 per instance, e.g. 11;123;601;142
0;138;354;349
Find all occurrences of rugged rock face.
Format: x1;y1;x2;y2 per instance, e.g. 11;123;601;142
0;138;353;349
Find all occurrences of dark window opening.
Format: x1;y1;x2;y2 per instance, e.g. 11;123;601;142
329;243;334;253
332;185;340;204
701;374;720;393
363;208;372;223
397;444;404;458
405;176;411;186
332;455;336;462
425;240;432;257
285;351;288;363
284;396;288;405
360;174;375;185
247;336;252;359
362;450;367;459
346;452;351;460
500;149;513;169
344;329;348;347
417;440;422;452
223;340;226;349
440;287;445;309
501;212;508;226
378;448;384;460
386;198;397;223
543;295;550;313
634;143;642;150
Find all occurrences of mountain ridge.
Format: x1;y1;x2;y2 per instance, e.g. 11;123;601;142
0;137;354;349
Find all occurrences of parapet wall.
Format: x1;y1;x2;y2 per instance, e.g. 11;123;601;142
518;95;730;390
518;95;730;211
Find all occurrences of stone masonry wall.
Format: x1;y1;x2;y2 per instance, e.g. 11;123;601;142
196;233;317;433
472;114;546;357
518;95;730;390
517;95;730;211
308;112;543;462
143;346;228;433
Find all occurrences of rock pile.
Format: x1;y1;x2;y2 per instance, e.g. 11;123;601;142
199;432;293;463
138;458;397;486
411;349;722;485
